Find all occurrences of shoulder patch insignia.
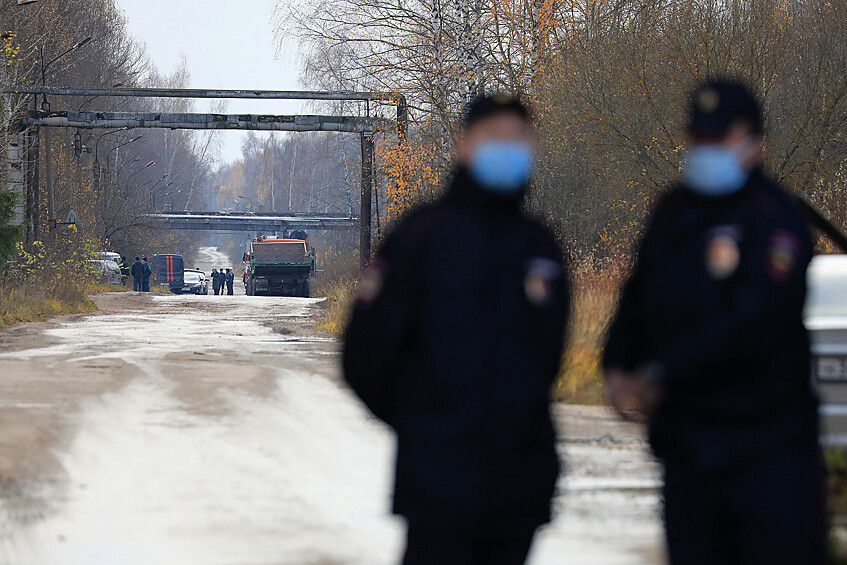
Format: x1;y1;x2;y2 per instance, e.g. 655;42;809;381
767;230;800;283
705;227;741;280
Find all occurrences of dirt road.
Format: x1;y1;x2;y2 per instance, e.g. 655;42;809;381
0;249;663;564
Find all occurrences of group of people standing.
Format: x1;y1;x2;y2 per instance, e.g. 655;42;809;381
344;81;827;565
210;268;234;296
129;257;152;292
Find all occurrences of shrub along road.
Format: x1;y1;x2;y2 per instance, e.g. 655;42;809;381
0;291;662;564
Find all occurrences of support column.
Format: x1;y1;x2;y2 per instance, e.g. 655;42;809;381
359;131;374;266
26;124;40;244
33;127;40;243
24;130;33;244
7;133;25;227
396;96;408;145
93;159;101;243
44;115;54;240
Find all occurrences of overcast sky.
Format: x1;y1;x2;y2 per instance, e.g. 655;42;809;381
115;0;303;164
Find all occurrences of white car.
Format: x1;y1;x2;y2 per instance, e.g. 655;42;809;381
180;269;209;295
87;259;122;285
805;254;847;445
95;252;122;264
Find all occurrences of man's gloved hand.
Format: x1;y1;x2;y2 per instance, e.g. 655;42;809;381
605;368;662;423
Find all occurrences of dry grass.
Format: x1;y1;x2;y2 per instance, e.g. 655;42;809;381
313;246;361;336
316;278;357;335
312;247;359;297
0;240;133;328
149;283;174;295
89;282;130;293
0;283;98;328
554;259;626;405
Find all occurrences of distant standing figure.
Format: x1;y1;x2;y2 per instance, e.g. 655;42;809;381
225;268;234;295
211;269;220;295
218;268;226;297
118;258;130;286
141;257;152;293
130;257;144;292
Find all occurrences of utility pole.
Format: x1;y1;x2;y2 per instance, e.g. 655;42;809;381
27;95;40;244
268;133;275;213
288;141;296;212
43;98;53;241
38;37;93;241
360;131;374;265
92;158;101;240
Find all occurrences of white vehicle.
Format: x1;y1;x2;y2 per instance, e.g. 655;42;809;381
805;254;847;445
94;251;122;264
87;259;122;285
179;269;209;295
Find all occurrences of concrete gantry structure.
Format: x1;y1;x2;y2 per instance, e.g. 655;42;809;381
145;212;359;233
24;111;394;134
4;85;409;263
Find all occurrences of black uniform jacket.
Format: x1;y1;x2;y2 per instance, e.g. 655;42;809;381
604;169;819;471
130;260;144;278
344;168;570;529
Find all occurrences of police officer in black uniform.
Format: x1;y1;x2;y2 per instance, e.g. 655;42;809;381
225;268;235;295
603;79;825;565
344;94;570;565
130;256;144;292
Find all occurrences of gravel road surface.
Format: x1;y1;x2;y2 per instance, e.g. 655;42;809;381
0;248;663;565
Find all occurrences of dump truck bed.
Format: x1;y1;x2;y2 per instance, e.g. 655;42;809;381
252;241;310;266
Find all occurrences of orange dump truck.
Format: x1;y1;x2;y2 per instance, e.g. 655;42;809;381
243;234;316;297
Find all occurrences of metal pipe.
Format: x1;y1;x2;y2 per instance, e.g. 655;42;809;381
8;86;409;139
144;213;359;232
26;112;394;134
4;85;403;103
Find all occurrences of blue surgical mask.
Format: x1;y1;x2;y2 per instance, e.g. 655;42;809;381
683;143;751;197
469;141;534;194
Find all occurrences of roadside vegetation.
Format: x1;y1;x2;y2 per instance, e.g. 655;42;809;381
312;247;360;335
0;239;111;328
0;287;96;329
555;259;625;404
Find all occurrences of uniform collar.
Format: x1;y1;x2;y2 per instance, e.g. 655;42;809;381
681;166;766;204
445;166;526;216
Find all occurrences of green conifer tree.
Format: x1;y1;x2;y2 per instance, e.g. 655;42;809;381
0;188;25;261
